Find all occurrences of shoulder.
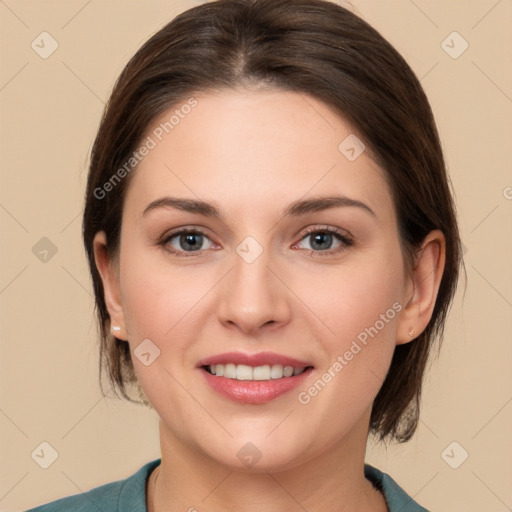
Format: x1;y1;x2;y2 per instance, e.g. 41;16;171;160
26;458;161;512
364;464;431;512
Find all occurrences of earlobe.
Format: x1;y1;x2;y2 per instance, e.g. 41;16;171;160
396;230;446;345
93;231;128;340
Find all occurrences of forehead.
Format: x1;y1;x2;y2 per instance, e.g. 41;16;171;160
123;88;395;226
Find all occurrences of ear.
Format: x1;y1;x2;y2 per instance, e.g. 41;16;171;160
93;231;128;340
396;230;446;345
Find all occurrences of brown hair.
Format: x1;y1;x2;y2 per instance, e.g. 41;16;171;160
82;0;464;443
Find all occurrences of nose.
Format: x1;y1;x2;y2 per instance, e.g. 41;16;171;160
217;242;292;336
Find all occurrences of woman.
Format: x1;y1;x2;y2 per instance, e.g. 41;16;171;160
28;0;462;510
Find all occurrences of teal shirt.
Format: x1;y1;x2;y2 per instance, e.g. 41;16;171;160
27;459;429;511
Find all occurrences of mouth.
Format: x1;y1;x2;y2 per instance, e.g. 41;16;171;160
197;352;314;404
202;363;312;380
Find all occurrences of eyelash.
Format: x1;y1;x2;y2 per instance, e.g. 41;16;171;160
158;225;354;258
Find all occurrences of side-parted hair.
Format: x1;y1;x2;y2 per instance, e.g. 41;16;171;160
82;0;464;443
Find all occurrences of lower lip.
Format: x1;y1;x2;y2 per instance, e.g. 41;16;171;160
200;367;313;404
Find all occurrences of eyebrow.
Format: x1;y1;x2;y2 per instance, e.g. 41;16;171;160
141;194;376;219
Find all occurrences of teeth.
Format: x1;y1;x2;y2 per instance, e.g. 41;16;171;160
270;364;283;379
283;366;294;377
224;363;236;379
208;363;307;381
253;365;270;380
236;364;253;380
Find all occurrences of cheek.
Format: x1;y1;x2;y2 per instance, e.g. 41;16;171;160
118;243;204;340
117;250;200;416
298;246;403;401
294;281;400;444
301;248;403;341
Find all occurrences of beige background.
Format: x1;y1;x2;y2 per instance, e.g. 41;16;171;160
1;0;511;510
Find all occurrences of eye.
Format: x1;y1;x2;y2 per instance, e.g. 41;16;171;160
160;228;216;256
159;225;353;258
293;226;353;256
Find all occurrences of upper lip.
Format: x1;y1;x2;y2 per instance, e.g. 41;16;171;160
197;351;313;368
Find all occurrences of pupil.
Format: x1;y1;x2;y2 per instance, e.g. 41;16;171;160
312;233;332;250
181;233;202;251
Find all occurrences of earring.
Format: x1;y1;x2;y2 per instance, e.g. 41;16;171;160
112;325;121;334
408;328;414;337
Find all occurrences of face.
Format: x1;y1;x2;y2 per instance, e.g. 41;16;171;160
98;88;416;472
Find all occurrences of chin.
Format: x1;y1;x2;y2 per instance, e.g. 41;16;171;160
196;433;314;474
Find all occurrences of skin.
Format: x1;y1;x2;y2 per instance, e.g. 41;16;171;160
93;88;445;512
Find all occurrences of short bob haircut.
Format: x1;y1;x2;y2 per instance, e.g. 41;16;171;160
82;0;464;443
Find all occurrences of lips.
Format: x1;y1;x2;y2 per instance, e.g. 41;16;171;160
197;351;314;404
197;351;312;368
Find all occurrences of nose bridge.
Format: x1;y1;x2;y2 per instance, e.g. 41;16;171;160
217;234;290;332
231;236;276;309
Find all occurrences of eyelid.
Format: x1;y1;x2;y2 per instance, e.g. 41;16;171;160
298;224;353;242
292;225;354;256
159;226;218;255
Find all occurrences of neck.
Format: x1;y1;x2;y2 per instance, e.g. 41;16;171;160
147;415;388;512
